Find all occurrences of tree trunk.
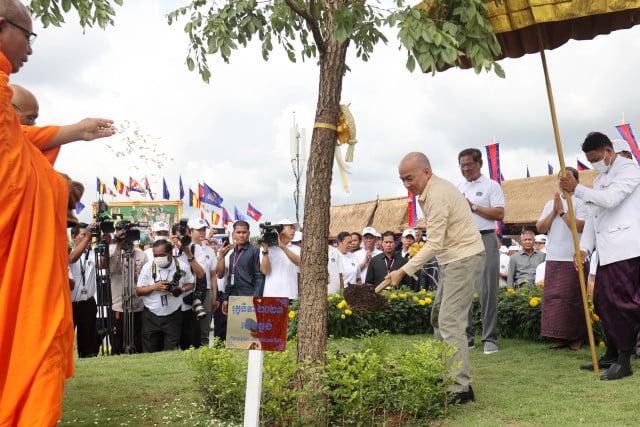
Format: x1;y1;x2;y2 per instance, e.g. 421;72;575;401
295;38;349;396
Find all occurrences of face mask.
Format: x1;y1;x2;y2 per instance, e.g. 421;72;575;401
591;153;610;174
154;256;171;268
154;235;168;242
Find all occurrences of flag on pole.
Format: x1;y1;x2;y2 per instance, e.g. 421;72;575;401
179;175;185;200
144;176;154;200
246;203;262;221
234;206;248;221
201;182;224;207
500;172;505;182
526;166;530;178
407;192;417;228
162;177;170;200
129;177;145;193
106;187;116;197
212;211;220;226
547;162;554;175
485;143;501;184
189;188;200;208
96;177;106;194
577;159;590;171
221;207;232;227
113;177;126;194
616;123;640;164
75;201;85;214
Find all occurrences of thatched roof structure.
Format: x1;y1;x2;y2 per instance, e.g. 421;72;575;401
329;170;598;237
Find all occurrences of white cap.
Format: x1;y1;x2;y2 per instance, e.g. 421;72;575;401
612;138;630;154
187;217;208;230
292;231;302;242
534;234;548;243
499;245;509;254
402;228;416;238
508;245;520;251
362;226;377;237
277;218;299;230
151;221;170;232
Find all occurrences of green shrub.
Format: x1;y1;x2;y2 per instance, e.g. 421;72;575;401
186;332;456;426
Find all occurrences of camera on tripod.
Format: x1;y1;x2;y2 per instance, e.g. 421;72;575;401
258;222;283;246
115;220;148;242
88;200;115;237
167;269;185;297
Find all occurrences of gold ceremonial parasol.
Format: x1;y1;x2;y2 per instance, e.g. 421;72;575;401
428;0;640;374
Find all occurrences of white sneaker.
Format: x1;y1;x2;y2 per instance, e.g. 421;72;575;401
483;343;498;354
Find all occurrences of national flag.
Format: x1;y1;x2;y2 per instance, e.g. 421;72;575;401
485;143;501;184
125;186;130;197
500;173;505;182
179;175;185;200
144;176;154;200
616;123;640;164
577;159;590;171
129;177;145;193
113;177;126;194
96;177;106;194
75;201;85;214
407;191;417;228
221;207;232;227
189;188;200;208
106;187;116;197
199;211;211;226
234;206;248;221
212;211;221;226
246;203;262;221
547;162;554;175
526;166;530;178
163;177;170;200
201;182;224;207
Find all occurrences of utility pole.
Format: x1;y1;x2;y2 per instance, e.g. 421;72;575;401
289;113;306;224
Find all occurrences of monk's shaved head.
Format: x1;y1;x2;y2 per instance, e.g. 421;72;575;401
10;84;38;125
0;0;33;73
0;0;30;20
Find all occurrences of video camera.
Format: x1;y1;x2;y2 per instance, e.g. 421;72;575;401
88;200;115;237
258;222;283;247
115;220;148;242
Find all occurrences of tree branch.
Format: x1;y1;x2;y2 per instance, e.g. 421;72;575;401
285;0;326;54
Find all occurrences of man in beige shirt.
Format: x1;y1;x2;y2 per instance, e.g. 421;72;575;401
387;152;485;404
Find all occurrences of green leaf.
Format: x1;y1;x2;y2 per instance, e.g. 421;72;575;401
186;57;195;71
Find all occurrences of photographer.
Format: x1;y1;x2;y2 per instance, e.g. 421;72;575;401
68;222;100;358
136;240;194;352
215;220;264;340
109;224;148;354
260;218;301;299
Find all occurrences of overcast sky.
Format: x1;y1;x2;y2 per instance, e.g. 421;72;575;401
16;1;640;233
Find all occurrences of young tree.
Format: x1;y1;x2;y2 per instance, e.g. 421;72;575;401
31;0;503;402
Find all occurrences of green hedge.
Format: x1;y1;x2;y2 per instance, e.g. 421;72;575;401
288;287;605;344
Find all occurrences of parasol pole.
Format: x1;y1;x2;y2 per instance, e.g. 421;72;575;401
536;27;599;374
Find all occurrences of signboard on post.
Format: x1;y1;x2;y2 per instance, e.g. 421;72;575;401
92;200;183;238
227;296;289;351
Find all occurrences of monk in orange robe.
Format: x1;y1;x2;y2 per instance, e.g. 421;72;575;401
0;2;81;425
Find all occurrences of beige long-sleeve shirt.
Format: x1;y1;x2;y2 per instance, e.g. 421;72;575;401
402;174;485;278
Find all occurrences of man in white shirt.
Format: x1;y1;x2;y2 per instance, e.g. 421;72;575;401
136;240;194;352
560;131;640;380
457;148;505;355
260;218;301;299
354;227;382;282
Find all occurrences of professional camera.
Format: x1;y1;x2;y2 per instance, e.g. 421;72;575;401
115;220;148;242
167;269;185;297
176;218;191;247
183;292;207;319
258;222;283;246
88;200;115;237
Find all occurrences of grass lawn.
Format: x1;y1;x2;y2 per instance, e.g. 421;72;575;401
59;337;640;426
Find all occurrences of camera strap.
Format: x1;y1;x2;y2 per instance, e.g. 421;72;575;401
151;258;180;282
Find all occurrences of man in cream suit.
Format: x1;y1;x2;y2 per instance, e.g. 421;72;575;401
560;131;640;381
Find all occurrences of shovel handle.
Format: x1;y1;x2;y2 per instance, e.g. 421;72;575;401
375;278;392;293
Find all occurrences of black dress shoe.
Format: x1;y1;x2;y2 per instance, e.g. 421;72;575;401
448;385;475;405
579;357;617;371
600;363;633;381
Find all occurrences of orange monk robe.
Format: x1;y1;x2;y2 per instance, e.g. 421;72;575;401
0;54;74;426
22;125;61;166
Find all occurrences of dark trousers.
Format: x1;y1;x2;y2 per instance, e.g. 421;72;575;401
72;298;99;358
180;309;201;350
198;289;213;346
111;310;142;354
141;308;181;353
213;294;227;342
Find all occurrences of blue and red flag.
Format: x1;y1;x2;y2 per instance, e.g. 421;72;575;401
407;192;417;228
221;207;232;227
577;159;590;171
247;203;262;221
201;182;223;207
162;177;170;200
129;177;145;194
616;123;640;164
485;143;501;184
144;176;154;200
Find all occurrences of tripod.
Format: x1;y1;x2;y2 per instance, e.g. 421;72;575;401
95;240;115;355
120;240;138;354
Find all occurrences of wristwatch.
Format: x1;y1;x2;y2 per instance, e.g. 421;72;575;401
559;212;566;217
471;204;478;212
187;257;195;262
262;250;269;255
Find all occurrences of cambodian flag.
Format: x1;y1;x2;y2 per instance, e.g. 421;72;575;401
485;143;501;184
577;159;590;171
221;207;232;227
144;176;154;200
129;177;145;193
616;123;640;164
246;203;262;221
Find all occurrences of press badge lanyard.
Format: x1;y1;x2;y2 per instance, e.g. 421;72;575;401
77;249;91;298
230;247;244;286
384;257;395;275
